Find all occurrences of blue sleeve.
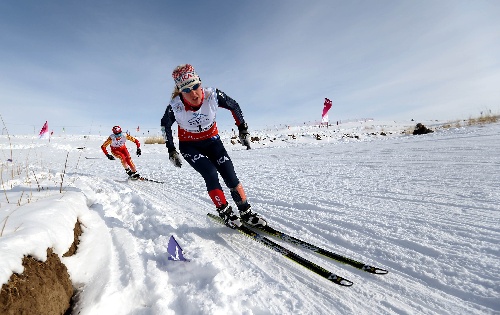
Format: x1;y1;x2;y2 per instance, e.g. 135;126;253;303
216;89;245;126
160;104;177;152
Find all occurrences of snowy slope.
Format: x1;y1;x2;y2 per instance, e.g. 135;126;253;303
1;121;499;314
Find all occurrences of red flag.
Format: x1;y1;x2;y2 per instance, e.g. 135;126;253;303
322;98;332;123
39;121;49;138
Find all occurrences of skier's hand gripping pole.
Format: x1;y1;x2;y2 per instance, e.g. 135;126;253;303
238;122;251;150
169;148;182;168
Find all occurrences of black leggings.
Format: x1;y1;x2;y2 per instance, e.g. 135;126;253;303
179;136;239;192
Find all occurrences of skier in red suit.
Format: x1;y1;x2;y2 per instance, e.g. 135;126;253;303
101;126;142;179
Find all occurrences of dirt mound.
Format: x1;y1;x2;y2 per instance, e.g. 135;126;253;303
413;123;434;135
0;220;82;315
63;220;83;257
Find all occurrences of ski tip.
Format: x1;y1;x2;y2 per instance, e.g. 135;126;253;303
329;274;353;286
338;278;354;287
374;268;389;275
363;265;389;274
334;276;354;287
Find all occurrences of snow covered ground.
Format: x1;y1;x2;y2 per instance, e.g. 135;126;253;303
1;120;499;314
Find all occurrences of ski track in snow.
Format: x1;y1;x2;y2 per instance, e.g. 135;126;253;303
1;123;499;314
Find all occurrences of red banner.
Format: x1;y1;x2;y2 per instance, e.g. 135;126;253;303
39;121;48;137
322;98;332;123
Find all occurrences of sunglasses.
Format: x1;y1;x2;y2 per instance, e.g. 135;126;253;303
114;132;122;137
181;83;201;94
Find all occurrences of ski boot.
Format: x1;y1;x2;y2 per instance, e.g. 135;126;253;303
239;203;267;227
217;204;242;229
126;168;140;180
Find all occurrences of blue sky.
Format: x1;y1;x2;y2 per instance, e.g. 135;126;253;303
1;1;499;135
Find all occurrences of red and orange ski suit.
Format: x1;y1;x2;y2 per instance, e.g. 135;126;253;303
101;133;140;172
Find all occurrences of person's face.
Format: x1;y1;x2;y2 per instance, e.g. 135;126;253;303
181;83;203;106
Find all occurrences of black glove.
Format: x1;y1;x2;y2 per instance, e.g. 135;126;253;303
169;148;182;168
136;148;141;156
238;122;251;150
106;154;115;160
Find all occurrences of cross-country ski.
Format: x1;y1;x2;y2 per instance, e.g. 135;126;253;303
208;213;354;287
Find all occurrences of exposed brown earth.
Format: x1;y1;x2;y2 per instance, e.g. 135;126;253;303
0;220;82;315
